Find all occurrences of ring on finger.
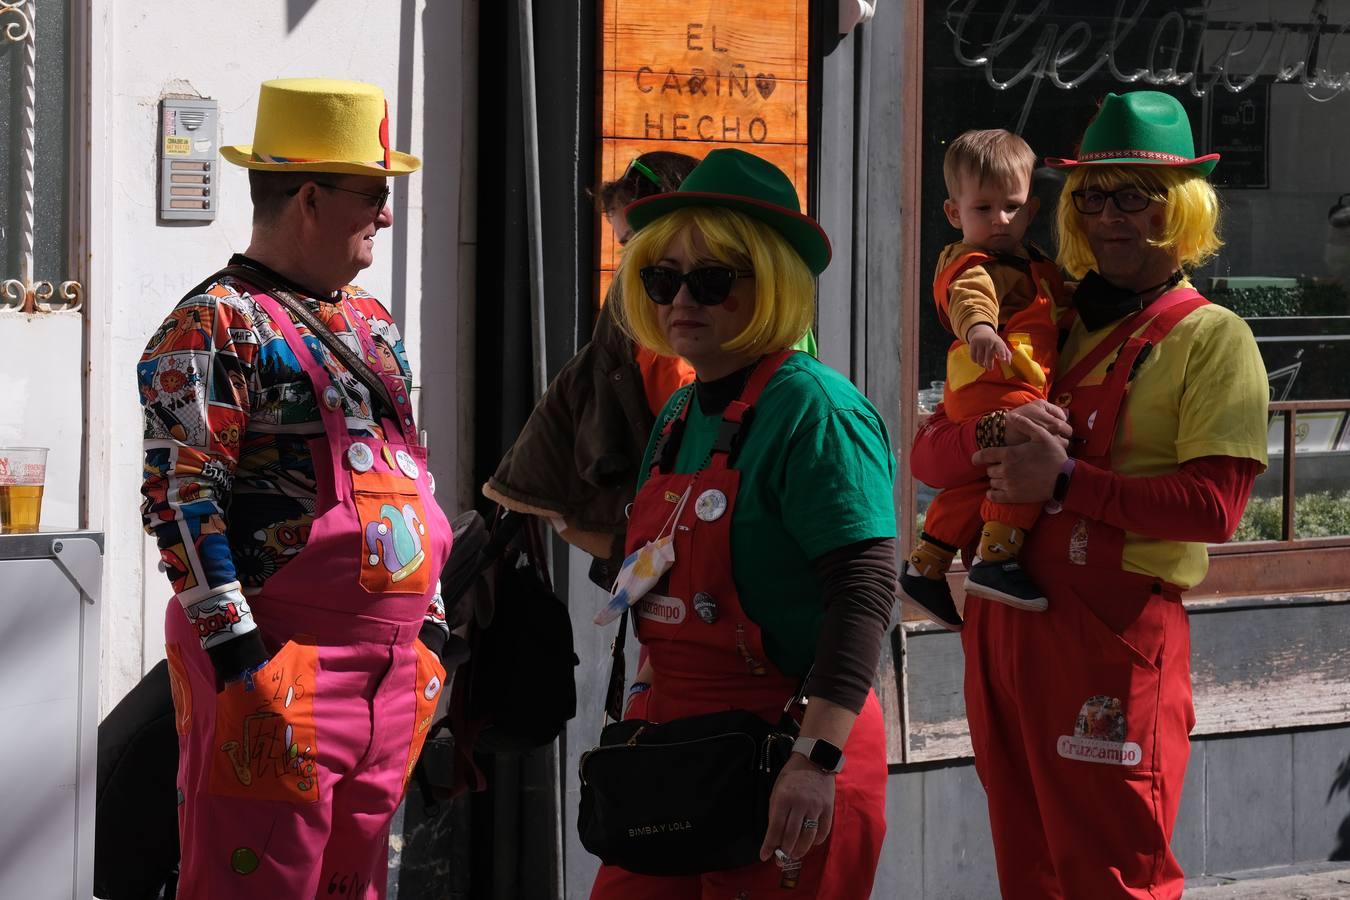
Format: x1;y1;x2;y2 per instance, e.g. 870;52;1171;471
802;818;819;830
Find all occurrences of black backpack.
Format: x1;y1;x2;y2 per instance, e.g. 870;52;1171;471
451;512;580;761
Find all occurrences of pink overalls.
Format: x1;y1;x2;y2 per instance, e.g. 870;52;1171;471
164;287;452;899
590;352;888;899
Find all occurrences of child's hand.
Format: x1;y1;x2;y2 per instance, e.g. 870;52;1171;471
966;323;1012;370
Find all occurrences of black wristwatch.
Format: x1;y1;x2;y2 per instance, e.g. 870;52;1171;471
791;736;845;774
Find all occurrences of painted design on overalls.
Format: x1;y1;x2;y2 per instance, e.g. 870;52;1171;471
1069;518;1089;566
403;641;447;791
364;501;427;583
1056;695;1141;766
209;642;320;802
322;868;373;897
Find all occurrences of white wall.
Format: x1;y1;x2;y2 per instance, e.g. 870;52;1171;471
88;0;476;713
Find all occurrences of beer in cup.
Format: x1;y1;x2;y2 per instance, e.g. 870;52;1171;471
0;447;49;533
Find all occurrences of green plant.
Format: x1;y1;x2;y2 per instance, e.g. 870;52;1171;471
1208;279;1350;319
1231;490;1350;542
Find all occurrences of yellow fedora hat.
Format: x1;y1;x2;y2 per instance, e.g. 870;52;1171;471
221;78;420;176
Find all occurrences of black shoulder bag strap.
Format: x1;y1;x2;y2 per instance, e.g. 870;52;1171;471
214;263;401;423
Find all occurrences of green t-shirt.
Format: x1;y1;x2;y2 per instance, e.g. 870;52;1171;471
638;353;897;676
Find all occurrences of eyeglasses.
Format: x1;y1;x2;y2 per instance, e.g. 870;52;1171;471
638;265;753;306
1070;187;1153;215
288;181;391;210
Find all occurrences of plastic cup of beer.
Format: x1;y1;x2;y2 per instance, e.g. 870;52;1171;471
0;447;48;534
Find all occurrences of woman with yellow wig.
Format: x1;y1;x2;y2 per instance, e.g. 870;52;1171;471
584;149;895;898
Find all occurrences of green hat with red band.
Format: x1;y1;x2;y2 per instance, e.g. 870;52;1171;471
625;148;833;274
1046;91;1219;176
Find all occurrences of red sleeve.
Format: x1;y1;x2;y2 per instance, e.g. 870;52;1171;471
1063;455;1263;543
910;404;985;488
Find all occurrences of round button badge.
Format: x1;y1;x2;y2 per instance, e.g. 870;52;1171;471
695;489;728;522
347;441;375;472
322;385;342;411
396;449;420;480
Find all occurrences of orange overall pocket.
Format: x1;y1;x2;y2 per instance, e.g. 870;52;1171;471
354;468;432;595
209;639;321;804
402;639;447;791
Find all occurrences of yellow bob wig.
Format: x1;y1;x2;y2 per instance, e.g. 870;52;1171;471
615;206;815;358
1055;165;1223;279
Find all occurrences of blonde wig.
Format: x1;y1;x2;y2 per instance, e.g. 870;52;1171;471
1055;165;1223;279
615;206;815;358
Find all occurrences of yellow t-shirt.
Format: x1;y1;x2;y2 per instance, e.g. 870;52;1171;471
1060;300;1269;588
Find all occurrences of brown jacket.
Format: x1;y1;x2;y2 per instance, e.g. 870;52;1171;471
483;287;653;566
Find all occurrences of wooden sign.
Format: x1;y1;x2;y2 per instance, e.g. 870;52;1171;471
597;0;811;299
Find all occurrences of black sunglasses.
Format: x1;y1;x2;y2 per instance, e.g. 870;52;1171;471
1071;187;1153;215
288;181;391;210
639;265;753;306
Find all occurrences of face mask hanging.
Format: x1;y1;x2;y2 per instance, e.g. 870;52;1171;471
593;485;691;626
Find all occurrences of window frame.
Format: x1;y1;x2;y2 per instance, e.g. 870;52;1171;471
894;4;1350;620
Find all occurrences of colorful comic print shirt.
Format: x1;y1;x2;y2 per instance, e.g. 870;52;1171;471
139;257;448;654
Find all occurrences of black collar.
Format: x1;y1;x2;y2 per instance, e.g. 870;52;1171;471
693;360;758;415
1075;269;1184;331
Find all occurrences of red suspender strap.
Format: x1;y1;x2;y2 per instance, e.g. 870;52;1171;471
1069;289;1208;460
1054;288;1204;397
722;349;794;425
650;349;795;475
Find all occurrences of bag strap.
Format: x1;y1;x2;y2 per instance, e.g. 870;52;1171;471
215;263;401;423
601;607;808;733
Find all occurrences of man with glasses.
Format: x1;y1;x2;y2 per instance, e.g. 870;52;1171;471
138;79;454;897
911;91;1268;898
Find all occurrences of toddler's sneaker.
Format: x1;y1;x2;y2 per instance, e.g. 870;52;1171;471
965;558;1048;611
899;565;963;631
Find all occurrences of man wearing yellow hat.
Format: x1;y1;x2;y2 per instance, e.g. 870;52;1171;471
139;79;453;898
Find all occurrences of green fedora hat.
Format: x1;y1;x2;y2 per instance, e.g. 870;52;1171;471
625;148;832;274
1047;91;1219;176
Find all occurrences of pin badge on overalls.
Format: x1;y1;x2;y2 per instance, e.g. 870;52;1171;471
322;384;342;410
396;449;420;479
695;489;727;522
693;592;719;624
347;441;375;472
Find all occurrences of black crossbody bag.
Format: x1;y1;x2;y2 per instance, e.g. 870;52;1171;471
576;608;807;876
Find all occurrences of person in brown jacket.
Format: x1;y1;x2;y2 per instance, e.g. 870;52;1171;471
484;152;700;585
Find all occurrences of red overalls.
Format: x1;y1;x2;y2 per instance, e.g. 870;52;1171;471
924;250;1065;543
590;352;888;899
164;286;452;899
962;289;1208;899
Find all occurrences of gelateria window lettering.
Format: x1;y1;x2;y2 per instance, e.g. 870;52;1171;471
915;0;1350;550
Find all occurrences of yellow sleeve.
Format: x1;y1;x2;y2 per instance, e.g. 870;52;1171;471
946;264;1000;342
1176;307;1270;466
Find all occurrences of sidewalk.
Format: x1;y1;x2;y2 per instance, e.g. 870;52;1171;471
1184;862;1350;899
